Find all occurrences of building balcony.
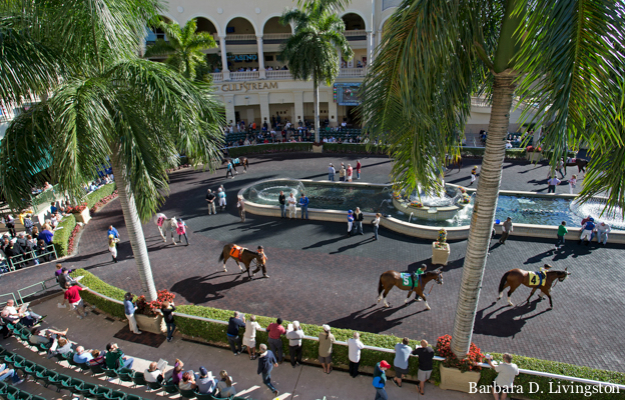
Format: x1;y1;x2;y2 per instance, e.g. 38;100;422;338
343;30;367;41
263;33;292;44
338;68;367;78
266;70;292;79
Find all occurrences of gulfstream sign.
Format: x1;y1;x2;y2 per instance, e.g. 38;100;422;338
220;82;278;92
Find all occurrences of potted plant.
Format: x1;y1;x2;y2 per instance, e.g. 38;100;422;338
67;203;91;224
525;145;542;162
134;290;176;334
312;140;323;153
436;334;483;392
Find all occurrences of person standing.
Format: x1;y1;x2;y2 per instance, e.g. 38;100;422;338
206;189;216;215
355;160;362;180
108;235;120;262
318;324;335;374
218;187;227;212
64;283;87;319
596;222;611;245
236;195;246;223
257;343;279;396
485;353;519;400
392;337;411;388
348;332;365;378
469;166;478;186
267;318;286;363
278;191;286;218
339;164;346;182
286;321;304;368
243;315;262;360
161;300;176;342
123;293;141;335
547;176;561;193
3;215;16;237
555;221;567;249
346;164;353;182
569;174;577;194
176;219;189;245
328;163;336;181
299;193;309;220
372;360;390;400
107;225;120;241
498;217;513;244
556;158;565;178
353;207;364;235
226;311;246;355
287;193;297;219
372;213;381;241
226;160;235;179
347;210;354;236
412;340;434;395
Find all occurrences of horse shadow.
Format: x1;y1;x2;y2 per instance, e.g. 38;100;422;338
327;304;428;334
329;237;376;254
170;272;254;304
473;300;551;338
407;257;464;273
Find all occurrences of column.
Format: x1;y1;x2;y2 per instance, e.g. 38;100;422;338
366;30;374;65
219;36;230;81
259;92;270;125
257;36;266;79
224;94;236;126
328;95;338;127
293;91;304;124
375;30;383;57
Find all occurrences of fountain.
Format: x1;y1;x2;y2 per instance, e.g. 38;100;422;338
408;212;414;223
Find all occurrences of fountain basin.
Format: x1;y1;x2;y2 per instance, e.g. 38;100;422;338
392;197;462;221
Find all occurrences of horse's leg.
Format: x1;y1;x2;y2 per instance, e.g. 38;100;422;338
525;287;538;304
382;288;392;308
244;160;248;173
158;227;166;242
171;229;177;245
544;290;554;309
404;289;414;303
236;260;244;272
497;282;510;301
223;254;229;272
506;284;520;307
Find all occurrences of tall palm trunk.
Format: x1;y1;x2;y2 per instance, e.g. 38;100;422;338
450;71;517;358
313;75;320;143
110;152;158;301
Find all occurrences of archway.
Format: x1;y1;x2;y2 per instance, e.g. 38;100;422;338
226;17;256;36
341;13;366;30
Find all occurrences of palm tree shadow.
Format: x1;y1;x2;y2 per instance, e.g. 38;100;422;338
473;299;551;338
329;237;375;253
327;303;429;334
170;272;257;304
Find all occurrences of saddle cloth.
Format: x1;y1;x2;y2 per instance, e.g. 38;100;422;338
229;245;243;260
233;158;240;164
400;273;418;287
528;271;547;287
156;215;166;227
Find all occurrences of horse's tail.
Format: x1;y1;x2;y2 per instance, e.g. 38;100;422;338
218;249;225;262
498;272;510;293
377;275;385;295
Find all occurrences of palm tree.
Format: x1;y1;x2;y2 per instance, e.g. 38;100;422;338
280;0;353;143
360;0;624;358
0;0;225;301
144;18;216;81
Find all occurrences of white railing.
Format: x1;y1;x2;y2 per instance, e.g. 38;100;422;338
471;97;490;107
0;97;42;123
266;70;292;79
211;73;223;83
230;71;260;81
343;29;367;37
225;34;258;41
338;68;367;78
79;281;625;392
263;33;292;40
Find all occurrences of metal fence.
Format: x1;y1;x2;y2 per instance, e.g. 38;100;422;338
7;245;57;272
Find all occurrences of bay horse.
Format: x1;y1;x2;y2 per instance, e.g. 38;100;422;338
155;213;178;244
497;264;571;309
222;157;249;173
574;158;588;173
218;243;267;279
377;268;444;310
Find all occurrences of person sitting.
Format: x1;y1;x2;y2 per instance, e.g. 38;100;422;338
217;370;236;397
144;362;164;384
195;367;216;394
0;362;24;385
29;327;67;345
73;346;94;364
89;350;106;366
51;337;73;356
105;343;134;369
171;359;184;385
179;371;197;390
3;299;45;327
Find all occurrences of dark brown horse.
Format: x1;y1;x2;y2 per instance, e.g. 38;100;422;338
218;244;266;278
223;157;249;172
574;158;588;173
377;268;444;310
497;264;571;309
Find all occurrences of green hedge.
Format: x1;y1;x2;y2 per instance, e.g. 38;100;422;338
71;269;625;399
85;183;116;209
323;143;389;155
227;143;312;158
51;214;76;257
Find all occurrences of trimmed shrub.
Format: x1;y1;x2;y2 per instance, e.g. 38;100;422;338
51;214;76;257
71;269;126;318
85;183;116;209
227;143;312;157
323;143;389;155
505;148;527;159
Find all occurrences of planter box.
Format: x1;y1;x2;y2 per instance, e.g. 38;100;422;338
73;208;91;224
312;145;323;153
526;152;542;162
439;365;481;393
432;242;450;266
135;314;165;334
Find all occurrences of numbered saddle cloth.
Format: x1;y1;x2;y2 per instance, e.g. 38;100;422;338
400;273;419;287
156;215;166;227
528;271;547;286
229;245;243;260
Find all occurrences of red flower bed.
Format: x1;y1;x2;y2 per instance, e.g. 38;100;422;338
435;334;483;372
90;191;119;213
67;224;81;254
66;203;88;213
136;290;176;316
526;145;542;153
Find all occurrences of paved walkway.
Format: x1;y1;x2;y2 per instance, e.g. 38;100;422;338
6;295;491;400
1;153;623;374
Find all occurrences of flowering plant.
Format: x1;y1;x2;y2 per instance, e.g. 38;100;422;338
410;201;424;208
435;334;483;372
66;203;88;213
136;290;176;316
392;192;402;199
526;146;542;153
67;225;81;254
90;191;118;213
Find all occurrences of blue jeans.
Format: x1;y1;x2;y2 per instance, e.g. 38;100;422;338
355;221;363;234
166;322;176;340
262;370;276;392
375;388;388;400
280;204;286;218
356;170;360;179
556;235;565;247
0;364;20;383
122;357;134;369
374;225;379;240
599;232;609;244
300;206;308;219
328;173;335;181
227;335;242;354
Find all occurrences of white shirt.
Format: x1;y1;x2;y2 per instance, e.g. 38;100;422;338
287;196;297;207
494;362;519;388
244;320;261;339
348;338;365;362
597;224;611;234
144;369;162;383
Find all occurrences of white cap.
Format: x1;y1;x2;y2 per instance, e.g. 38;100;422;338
322;324;331;331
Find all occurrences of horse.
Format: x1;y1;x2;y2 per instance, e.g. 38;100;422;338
497;264;571;309
376;268;444;310
155;213;178;245
445;155;463;173
218;243;267;279
574;158;588;173
222;157;249;173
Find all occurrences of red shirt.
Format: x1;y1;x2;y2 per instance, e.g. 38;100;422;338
356;162;361;171
64;286;83;304
267;323;286;340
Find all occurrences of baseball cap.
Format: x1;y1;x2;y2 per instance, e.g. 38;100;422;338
379;360;391;368
199;366;208;376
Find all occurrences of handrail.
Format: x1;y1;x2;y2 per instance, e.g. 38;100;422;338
17;277;58;304
78;281;625;390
